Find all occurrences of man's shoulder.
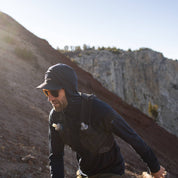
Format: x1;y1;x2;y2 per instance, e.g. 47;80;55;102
79;92;95;101
80;93;113;115
93;96;112;112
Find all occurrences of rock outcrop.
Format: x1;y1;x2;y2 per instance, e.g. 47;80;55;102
66;49;178;136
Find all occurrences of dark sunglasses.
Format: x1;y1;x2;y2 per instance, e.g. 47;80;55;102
43;89;59;97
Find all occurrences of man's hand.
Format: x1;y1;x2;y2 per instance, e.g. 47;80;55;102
151;166;167;178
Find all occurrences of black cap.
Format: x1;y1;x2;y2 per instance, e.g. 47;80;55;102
36;63;78;92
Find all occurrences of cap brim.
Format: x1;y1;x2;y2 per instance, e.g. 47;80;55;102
36;81;62;90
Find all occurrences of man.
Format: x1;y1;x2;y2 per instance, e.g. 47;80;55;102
37;63;166;178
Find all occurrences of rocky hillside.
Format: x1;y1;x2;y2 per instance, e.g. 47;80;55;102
64;49;178;137
0;11;178;177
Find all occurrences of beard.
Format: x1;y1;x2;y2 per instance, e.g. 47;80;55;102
53;104;62;112
51;98;68;112
50;94;68;112
51;101;64;112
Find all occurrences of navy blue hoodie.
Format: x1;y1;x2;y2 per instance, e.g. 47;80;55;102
48;93;160;178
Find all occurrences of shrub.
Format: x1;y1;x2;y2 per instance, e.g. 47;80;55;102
14;47;36;60
3;36;16;45
148;102;158;121
75;46;81;51
70;58;79;64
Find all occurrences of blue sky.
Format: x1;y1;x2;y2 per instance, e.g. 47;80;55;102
0;0;178;60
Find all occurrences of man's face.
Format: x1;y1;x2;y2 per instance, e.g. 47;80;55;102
45;89;68;112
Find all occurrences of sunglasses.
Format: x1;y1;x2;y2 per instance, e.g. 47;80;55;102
43;89;59;97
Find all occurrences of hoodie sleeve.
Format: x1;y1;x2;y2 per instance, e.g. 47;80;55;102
108;108;160;173
49;110;64;178
93;98;160;173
